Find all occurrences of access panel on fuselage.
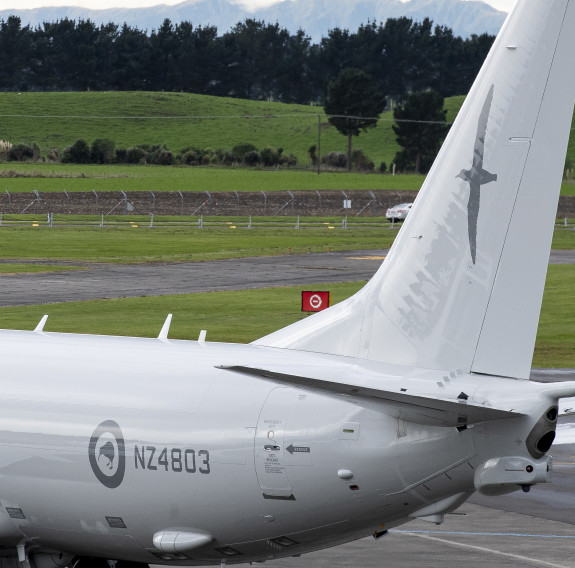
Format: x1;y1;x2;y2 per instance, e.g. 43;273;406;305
254;387;297;500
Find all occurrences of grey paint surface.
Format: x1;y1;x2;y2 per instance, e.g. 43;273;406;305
1;249;573;307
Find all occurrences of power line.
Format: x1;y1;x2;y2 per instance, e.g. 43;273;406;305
0;112;454;125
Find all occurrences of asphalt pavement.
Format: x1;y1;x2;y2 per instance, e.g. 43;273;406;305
1;249;574;307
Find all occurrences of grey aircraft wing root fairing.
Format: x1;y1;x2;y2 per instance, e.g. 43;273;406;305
1;1;575;568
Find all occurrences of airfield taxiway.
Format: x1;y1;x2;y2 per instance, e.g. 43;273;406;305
2;249;575;566
2;249;575;307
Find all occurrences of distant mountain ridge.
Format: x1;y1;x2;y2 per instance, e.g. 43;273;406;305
0;0;507;41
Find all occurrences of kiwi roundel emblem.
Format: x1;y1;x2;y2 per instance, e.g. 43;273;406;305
89;420;126;489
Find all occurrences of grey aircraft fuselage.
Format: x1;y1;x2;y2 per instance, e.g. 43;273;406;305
0;330;546;566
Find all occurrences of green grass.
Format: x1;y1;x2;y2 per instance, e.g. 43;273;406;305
0;263;82;273
535;265;575;367
0;221;574;264
0;224;397;263
0;264;570;367
0;282;365;342
0;163;425;193
2;91;574;194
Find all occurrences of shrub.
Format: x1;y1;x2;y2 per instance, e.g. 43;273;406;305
62;139;91;164
47;148;60;162
261;146;280;167
379;161;387;173
91;138;115;164
152;148;174;166
232;143;257;162
351;149;374;171
280;153;298;167
8;143;35;162
0;140;13;160
308;144;318;166
115;148;128;163
181;148;202;165
244;150;261;166
126;146;148;164
321;152;347;169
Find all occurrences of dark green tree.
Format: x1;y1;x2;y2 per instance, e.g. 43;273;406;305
324;68;385;171
392;90;450;174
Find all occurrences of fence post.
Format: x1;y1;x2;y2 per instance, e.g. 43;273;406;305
248;215;252;229
261;191;267;216
93;189;99;214
315;190;322;214
342;216;347;229
234;190;240;216
150;191;156;215
149;214;154;229
288;191;295;216
295;215;300;230
198;215;203;229
178;190;184;215
34;189;40;214
100;214;104;228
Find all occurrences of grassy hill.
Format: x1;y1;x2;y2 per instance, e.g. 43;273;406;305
0;91;462;168
0;91;573;194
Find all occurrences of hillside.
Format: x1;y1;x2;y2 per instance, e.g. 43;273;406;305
0;92;573;170
0;91;403;168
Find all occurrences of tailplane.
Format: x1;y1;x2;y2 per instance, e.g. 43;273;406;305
254;0;575;380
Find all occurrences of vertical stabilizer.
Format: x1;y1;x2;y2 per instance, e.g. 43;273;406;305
254;0;575;379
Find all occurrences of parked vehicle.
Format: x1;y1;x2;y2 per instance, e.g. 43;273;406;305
386;202;413;222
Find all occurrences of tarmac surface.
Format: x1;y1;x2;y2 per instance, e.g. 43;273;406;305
1;249;575;307
3;250;575;566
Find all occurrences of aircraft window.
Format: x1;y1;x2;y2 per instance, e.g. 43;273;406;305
106;516;127;529
6;507;25;519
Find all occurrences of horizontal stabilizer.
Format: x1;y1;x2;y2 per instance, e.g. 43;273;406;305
219;365;521;427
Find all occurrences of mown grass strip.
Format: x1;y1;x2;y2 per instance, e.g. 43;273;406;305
0;263;83;274
0;225;398;263
0;222;574;263
0;282;365;343
0;164;425;193
0;265;570;368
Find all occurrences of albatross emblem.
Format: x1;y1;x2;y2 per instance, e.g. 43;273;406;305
457;84;498;264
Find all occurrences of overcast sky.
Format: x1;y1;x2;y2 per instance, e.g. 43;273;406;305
2;0;518;13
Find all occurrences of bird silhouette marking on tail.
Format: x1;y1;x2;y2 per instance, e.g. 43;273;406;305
457;84;498;264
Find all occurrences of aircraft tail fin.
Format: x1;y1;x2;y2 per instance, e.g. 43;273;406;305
254;0;575;379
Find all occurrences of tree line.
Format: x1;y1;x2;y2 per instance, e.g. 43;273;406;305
0;15;494;104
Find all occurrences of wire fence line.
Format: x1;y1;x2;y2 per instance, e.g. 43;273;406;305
0;213;404;231
0;189;419;218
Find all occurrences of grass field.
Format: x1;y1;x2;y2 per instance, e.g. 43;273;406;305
0;91;405;168
0;223;398;262
1;91;575;194
0;163;426;193
2;222;575;263
0;265;570;368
